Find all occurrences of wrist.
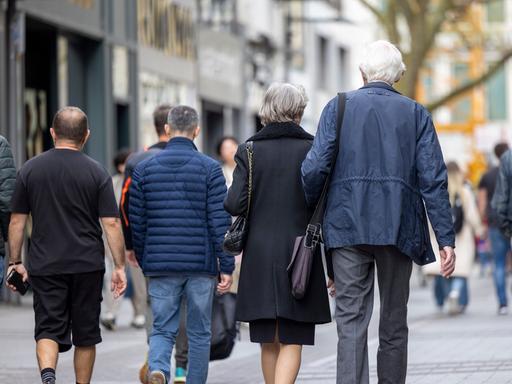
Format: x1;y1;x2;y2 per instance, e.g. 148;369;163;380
8;261;22;267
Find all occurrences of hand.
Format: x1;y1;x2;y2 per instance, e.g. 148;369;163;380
327;278;336;297
439;246;456;278
111;267;127;299
5;263;28;292
125;250;139;268
217;274;233;294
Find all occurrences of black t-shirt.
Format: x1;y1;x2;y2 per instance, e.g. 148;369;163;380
11;149;119;276
478;166;499;227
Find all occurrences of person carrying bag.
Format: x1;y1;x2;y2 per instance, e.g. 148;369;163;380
287;92;345;299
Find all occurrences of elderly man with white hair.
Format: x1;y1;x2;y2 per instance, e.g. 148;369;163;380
302;40;456;384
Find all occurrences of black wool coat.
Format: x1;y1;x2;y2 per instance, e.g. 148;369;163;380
224;122;331;324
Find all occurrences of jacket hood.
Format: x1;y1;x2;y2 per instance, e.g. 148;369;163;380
248;121;314;142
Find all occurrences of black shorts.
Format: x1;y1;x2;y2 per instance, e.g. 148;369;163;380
30;270;104;352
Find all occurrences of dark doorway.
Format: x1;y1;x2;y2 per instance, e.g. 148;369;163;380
24;18;58;160
116;103;130;150
202;101;224;157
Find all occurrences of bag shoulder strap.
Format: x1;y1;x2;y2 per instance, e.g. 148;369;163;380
309;93;346;226
245;141;254;218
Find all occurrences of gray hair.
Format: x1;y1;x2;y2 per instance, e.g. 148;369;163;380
259;82;308;126
167;105;199;133
359;40;406;84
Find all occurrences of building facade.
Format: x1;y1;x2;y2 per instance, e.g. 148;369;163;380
1;0;375;168
1;0;139;168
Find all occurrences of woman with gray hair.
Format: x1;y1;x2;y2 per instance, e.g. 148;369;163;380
225;83;331;384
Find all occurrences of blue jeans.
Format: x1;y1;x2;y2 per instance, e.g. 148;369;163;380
434;276;468;307
148;275;216;384
489;228;510;307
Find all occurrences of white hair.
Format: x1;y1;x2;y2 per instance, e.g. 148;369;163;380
359;40;406;84
259;82;309;126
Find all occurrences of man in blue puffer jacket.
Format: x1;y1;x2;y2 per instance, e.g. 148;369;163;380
129;105;234;384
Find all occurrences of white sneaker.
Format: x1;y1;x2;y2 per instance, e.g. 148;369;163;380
447;290;460;315
148;371;166;384
498;306;508;316
131;314;146;329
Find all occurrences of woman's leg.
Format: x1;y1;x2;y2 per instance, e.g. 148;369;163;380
274;343;302;384
261;341;280;384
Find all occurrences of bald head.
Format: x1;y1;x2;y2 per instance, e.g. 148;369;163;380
52;107;89;145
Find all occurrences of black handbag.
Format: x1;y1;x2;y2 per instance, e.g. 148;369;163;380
210;292;238;361
452;193;464;234
223;141;254;255
287;93;346;299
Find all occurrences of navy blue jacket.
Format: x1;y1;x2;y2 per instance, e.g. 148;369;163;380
302;82;455;265
129;137;234;276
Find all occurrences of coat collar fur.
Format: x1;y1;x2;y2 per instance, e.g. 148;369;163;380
248;122;314;142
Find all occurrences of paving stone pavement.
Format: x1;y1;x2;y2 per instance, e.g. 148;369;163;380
1;269;511;383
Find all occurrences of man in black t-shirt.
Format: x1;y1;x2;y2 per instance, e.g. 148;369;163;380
6;107;127;384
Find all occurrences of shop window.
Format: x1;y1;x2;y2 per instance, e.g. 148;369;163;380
338;47;347;90
318;36;329;90
199;0;237;32
421;63;434;103
486;66;507;121
137;0;196;60
487;0;505;23
452;63;471;123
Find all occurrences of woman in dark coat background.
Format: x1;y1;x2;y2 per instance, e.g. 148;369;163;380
225;83;331;384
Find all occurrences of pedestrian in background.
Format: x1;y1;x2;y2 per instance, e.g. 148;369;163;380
424;162;482;314
0;135;16;287
217;135;242;295
217;136;239;189
478;142;510;315
302;40;456;384
101;149;148;331
129;105;234;384
225;83;331;384
6;107;127;384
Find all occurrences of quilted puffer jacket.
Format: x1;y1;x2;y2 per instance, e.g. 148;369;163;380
129;137;234;276
0;135;16;259
492;150;512;237
302;82;455;265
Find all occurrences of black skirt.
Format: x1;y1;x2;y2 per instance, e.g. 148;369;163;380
249;317;315;345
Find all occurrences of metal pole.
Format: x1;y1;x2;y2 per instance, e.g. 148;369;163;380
284;11;292;82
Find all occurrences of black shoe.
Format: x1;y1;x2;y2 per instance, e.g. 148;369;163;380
100;317;116;331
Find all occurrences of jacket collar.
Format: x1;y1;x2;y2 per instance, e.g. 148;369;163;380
166;137;198;151
248;121;314;142
360;81;401;95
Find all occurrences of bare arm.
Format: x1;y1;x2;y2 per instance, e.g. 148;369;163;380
477;188;487;221
101;217;126;269
6;214;28;289
8;213;27;264
101;217;127;298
